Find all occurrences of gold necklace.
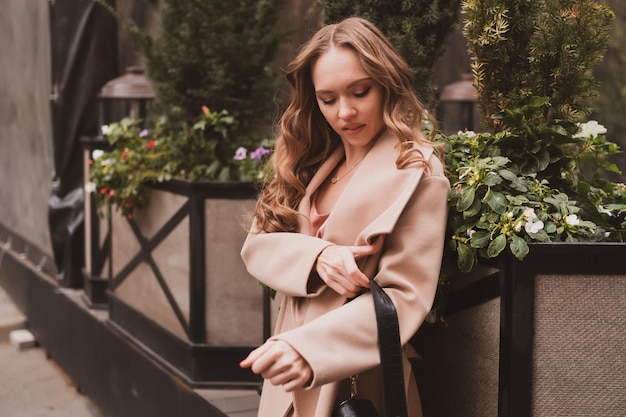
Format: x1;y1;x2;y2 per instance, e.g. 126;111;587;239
331;157;364;184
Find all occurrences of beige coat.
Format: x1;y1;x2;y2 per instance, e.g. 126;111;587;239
241;130;450;417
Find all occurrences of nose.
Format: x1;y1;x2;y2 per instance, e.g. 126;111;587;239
338;98;356;120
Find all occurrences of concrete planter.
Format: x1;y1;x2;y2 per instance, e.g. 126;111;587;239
413;243;626;417
104;179;274;386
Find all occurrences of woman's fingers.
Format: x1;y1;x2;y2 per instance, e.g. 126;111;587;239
240;340;312;392
280;366;313;392
315;248;363;296
316;239;384;296
239;342;271;369
351;236;384;259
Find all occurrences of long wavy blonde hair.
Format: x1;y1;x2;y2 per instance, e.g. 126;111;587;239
254;17;441;233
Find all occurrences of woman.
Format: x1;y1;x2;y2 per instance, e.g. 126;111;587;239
240;17;450;417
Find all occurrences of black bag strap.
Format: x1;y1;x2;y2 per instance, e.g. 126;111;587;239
370;279;408;417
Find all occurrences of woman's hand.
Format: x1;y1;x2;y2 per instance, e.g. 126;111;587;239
240;340;312;392
315;237;383;298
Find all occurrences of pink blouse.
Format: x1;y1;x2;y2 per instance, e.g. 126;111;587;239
309;194;329;238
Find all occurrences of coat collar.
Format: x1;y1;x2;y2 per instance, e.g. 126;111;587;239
298;130;434;245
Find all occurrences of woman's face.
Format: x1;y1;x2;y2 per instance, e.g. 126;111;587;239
312;46;385;149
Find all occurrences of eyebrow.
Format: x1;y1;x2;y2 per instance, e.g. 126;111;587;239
314;77;373;95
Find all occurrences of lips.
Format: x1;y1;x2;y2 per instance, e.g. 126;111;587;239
342;123;365;133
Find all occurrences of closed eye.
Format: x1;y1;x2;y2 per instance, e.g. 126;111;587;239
354;86;371;98
318;85;370;105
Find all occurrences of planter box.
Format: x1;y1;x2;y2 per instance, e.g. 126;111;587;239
104;179;275;387
81;136;112;309
413;242;626;417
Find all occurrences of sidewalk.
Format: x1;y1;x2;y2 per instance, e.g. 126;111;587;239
0;285;105;417
0;285;260;417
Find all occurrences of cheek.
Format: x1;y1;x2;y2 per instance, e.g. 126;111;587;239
317;104;335;124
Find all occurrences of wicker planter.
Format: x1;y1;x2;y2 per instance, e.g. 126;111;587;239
413;242;626;417
104;179;274;387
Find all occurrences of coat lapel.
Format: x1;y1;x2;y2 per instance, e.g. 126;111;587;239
300;130;434;245
297;147;345;235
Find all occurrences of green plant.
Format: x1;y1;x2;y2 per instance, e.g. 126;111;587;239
88;107;272;217
93;0;287;154
462;0;614;130
234;141;275;183
591;0;626;173
318;0;462;106
425;1;626;321
439;98;626;275
137;0;287;144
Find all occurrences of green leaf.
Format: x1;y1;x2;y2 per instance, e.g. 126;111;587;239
498;169;518;182
486;190;508;214
529;229;550;242
457;186;476;212
491;156;510;167
483;172;502;186
464;196;483;218
536;148;550;171
544;222;557;234
470;230;491;248
510;236;529;260
193;120;207;130
486;233;507;258
528;96;548;108
509;178;529;192
456;242;475;273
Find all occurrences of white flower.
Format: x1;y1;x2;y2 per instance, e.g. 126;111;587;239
458;130;476;138
598;205;613;216
573;120;607;139
92;149;104;160
84;182;96;194
565;214;580;226
525;218;544;234
523;207;537;220
515;221;523;232
100;158;111;166
507;211;514;218
467;228;476;238
101;125;111;136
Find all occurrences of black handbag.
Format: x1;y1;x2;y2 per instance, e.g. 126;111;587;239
332;279;408;417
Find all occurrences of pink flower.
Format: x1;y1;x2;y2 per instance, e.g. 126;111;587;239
250;147;271;160
146;139;155;149
233;147;247;161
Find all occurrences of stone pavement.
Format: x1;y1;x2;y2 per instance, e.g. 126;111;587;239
0;285;260;417
0;285;104;417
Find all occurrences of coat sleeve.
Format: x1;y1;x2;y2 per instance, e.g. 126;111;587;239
240;228;334;297
274;166;450;387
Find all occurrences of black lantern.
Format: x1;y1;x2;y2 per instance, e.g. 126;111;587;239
81;67;154;308
437;73;480;135
98;66;155;127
